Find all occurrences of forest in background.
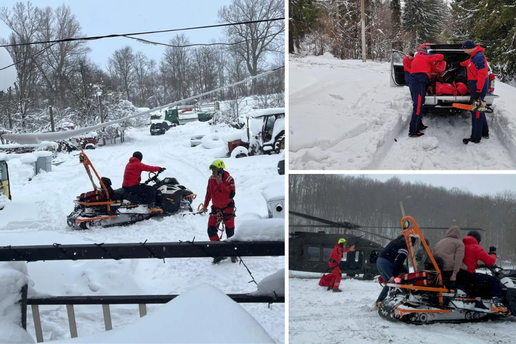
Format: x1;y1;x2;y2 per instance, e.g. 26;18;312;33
0;0;284;134
289;0;516;83
289;174;516;262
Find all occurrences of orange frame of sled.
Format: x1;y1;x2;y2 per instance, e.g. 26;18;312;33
399;216;447;305
78;151;112;213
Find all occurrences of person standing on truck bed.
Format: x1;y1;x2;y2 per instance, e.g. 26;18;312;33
408;46;444;137
403;52;414;86
460;40;490;144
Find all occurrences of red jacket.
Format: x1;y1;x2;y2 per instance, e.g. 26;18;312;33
122;157;161;187
203;171;235;209
403;56;413;72
459;45;488;92
462;235;496;273
410;52;444;79
328;243;352;268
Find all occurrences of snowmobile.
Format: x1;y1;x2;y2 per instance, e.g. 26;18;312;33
378;215;515;324
67;152;196;230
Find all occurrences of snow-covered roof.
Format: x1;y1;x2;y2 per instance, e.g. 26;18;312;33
247;107;285;119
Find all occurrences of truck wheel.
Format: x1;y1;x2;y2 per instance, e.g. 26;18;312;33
274;135;285;154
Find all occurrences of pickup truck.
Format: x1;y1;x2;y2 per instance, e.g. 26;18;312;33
390;43;499;113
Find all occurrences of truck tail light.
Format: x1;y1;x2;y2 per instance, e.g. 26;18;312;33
489;74;495;92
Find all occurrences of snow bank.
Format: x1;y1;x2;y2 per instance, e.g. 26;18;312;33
253;269;284;297
230;218;285;242
53;284;275;344
0;262;35;344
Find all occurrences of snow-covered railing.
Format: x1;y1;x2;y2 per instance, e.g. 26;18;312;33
0;240;284;342
26;293;284;342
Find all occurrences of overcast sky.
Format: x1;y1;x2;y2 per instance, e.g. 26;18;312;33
0;0;235;68
367;173;516;197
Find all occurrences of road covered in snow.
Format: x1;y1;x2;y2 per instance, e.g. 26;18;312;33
289;54;516;170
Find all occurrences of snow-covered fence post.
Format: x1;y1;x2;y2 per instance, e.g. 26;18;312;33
0;262;33;343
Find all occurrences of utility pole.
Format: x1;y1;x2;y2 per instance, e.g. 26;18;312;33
361;0;366;62
49;106;55;132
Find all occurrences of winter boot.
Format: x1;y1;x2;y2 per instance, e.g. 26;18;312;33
409;132;424;137
231;256;238;263
212;256;227;264
463;138;480;144
419;124;428;131
332;288;342;292
473;300;489;311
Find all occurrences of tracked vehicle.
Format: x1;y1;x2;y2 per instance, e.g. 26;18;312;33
378;215;515;324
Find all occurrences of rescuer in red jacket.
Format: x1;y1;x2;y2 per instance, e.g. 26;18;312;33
327;238;356;292
201;159;236;263
462;230;502;309
122;151;165;213
408;46;444;137
460;40;490;144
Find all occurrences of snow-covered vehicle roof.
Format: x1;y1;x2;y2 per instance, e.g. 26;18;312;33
247;108;285;119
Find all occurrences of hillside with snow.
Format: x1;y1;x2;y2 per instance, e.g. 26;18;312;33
289;54;516;170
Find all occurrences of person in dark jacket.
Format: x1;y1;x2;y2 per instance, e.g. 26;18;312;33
122;151;164;212
375;234;418;305
460;40;490;144
408;46;444;137
327;238;356;292
403;52;414;86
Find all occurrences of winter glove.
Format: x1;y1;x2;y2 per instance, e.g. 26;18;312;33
470;90;480;103
159;167;166;173
489;246;497;255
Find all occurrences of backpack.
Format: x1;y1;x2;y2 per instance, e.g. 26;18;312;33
79;190;106;203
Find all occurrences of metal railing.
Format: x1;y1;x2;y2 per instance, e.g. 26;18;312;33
1;240;284;342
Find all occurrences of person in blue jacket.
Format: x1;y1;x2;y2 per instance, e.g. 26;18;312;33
460;40;490;144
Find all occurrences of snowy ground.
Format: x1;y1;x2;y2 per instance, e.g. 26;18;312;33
289;272;516;344
0;120;285;343
289;54;516;170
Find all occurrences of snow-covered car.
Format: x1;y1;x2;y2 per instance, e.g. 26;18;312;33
390;43;499;113
150;122;168;136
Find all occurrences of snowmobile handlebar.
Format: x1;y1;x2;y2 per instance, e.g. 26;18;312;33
144;170;163;185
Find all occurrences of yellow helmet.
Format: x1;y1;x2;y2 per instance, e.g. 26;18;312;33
338;238;346;245
209;159;225;171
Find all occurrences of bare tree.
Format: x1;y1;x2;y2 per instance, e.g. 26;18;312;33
218;0;284;93
161;34;191;101
35;4;89;107
0;2;42;130
107;46;135;101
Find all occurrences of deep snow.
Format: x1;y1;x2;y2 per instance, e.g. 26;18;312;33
289;54;516;170
0;118;285;343
289;271;516;344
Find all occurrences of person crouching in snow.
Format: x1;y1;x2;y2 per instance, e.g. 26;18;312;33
375;234;419;306
327;238;356;292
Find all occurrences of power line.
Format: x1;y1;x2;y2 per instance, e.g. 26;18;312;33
0;18;285;48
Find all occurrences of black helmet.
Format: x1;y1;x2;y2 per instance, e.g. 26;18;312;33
133;151;143;161
467;230;481;244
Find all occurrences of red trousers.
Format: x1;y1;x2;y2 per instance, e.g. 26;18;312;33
207;206;235;241
328;266;342;290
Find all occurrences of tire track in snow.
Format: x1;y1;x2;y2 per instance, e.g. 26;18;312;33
373;110;516;170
